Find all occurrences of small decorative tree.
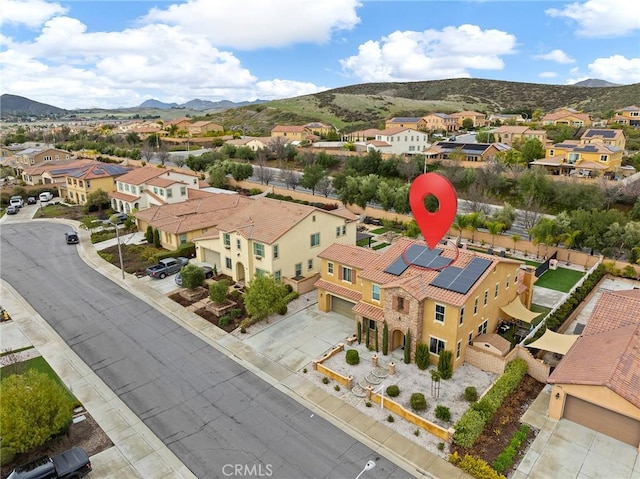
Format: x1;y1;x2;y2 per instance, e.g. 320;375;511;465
209;279;230;305
153;228;161;248
357;321;362;344
437;350;453;380
375;328;379;352
410;392;427;411
365;320;370;348
386;385;400;397
415;343;430;370
382;321;389;356
404;329;411;364
345;349;359;365
180;264;205;290
145;225;154;243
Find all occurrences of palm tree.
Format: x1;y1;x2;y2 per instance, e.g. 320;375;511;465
452;214;470;245
465;212;484;244
486;221;505;247
511;234;521;255
561;229;581;265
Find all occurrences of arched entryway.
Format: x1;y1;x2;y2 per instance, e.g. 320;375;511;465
391;329;406;351
235;262;245;284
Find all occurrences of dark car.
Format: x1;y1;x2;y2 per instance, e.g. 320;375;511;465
6;205;19;215
104;212;129;225
175;265;214;286
65;231;79;244
27;196;37;205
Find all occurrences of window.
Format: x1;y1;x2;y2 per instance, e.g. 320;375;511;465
180;186;187;196
549;149;554;156
435;304;445;323
336;226;341;237
179;234;187;245
310;233;320;247
223;233;231;248
341;266;353;283
368;320;376;331
459;307;465;326
495;282;499;298
599;155;608;162
456;340;462;359
473;297;479;315
225;257;232;269
295;263;302;277
327;262;334;275
166;189;172;198
255;268;265;277
372;284;380;301
429;337;446;355
153;187;158;194
506;275;510;289
274;270;281;281
342;225;346;235
273;244;279;259
307;259;313;270
86;181;90;189
478;320;488;335
80;194;85;202
253;242;264;257
312;215;316;222
483;290;489;306
468;332;473;345
236;238;241;250
397;296;405;312
78;180;83;187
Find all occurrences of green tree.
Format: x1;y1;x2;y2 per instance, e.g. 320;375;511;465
465;212;484;243
382;321;389;355
511;234;521;255
208;165;227;188
83;189;110;213
462;118;474;130
404;329;411;364
145;225;154;243
300;164;325;195
180;264;205;290
519;138;545;162
452;214;470;244
437;350;453;380
530;217;560;258
561;229;581;264
153;228;160;248
0;370;73;453
486;221;505;247
78;215;97;234
244;274;288;323
209;279;230;304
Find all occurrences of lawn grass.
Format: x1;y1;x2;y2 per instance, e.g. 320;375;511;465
530;304;552;325
0;356;79;405
372;242;390;250
370;227;387;235
356;238;376;247
534;267;584;293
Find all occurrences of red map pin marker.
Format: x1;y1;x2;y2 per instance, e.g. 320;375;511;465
409;173;458;249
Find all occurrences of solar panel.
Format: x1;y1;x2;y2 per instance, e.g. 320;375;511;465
384;245;455;275
430;266;464;289
430;257;492;294
384;256;410;276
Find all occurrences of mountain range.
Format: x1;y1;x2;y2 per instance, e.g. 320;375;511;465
138;98;266;110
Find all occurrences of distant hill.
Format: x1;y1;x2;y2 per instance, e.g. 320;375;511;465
138;98;267;111
0;94;67;118
573;79;621;87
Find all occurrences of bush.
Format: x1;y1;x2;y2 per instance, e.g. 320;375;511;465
179;263;205;290
277;305;288;315
437;350;453;379
386;385;400;397
346;349;360;365
464;386;479;402
415;343;430;370
410;393;427;411
404;329;411;364
218;315;230;327
0;446;16;467
209;280;230;304
493;425;530;474
334;384;341;391
284;291;299;303
435;405;451;422
382;321;389;355
449;452;506;479
322;377;330;384
284;284;294;293
387;414;395;423
365;401;372;407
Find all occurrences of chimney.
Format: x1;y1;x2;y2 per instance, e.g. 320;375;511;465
521;265;536;308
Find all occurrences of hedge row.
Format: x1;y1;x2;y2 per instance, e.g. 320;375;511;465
449;451;506;479
154;242;195;262
265;193;339;211
453;359;528;448
493;424;530;473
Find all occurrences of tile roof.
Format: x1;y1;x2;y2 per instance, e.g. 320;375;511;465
353;301;384;321
377;127;415;136
450;110;485;117
61;163;132;180
271;125;309;133
314;279;362;302
22;159;91;175
387;117;420;123
582;289;640;335
548;324;640;408
109;191;139;202
494;126;530;134
475;333;511;356
116;166;166;185
320;238;520;307
146;177;184;187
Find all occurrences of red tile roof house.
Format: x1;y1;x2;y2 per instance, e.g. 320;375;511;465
547;288;640;449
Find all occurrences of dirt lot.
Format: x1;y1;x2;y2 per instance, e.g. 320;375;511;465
0;414;113;478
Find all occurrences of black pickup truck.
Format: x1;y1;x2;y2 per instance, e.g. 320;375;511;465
7;447;92;479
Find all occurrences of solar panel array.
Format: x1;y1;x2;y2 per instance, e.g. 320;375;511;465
383;245;453;276
584;129;616;138
429;257;492;294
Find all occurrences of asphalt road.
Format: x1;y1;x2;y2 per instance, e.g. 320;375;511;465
1;221;410;479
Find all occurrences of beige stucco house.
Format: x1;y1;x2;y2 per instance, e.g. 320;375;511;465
493;126;547;147
548;289;640;450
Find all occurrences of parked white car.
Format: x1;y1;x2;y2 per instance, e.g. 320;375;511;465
39;192;54;202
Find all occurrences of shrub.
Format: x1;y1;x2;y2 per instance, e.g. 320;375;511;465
493;425;530;474
322;377;330;384
437;442;445;451
404;329;411;364
0;446;16;467
435;405;451;422
387;414;395;423
365;401;372;407
346;349;360;365
218;315;230;327
415;343;430;370
209;280;230;304
382;321;389;355
357;321;362;344
284;291;299;303
410;393;427;411
334;384;341;391
464;386;479;402
386;385;400;397
414;429;420;437
302;368;307;373
180;263;205;290
437;350;453;379
277;305;288;315
449;452;506;479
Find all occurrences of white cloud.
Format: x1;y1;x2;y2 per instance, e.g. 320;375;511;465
546;0;640;38
534;49;575;64
141;0;361;49
254;79;328;100
538;71;558;78
0;0;67;28
340;25;517;82
587;55;640;83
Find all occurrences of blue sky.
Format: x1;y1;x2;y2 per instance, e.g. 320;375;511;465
1;0;638;109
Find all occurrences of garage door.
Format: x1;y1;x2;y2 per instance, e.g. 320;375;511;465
330;296;356;320
564;395;640;447
202;248;220;268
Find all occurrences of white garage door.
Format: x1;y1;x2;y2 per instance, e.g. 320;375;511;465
564;395;640;447
330;296;356;320
202;248;220;268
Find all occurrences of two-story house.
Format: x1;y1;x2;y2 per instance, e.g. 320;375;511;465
423;141;510;162
315;238;528;370
109;166;202;213
541;108;592;127
530;128;625;178
271;125;312;142
59;163;132;205
304;122;334;137
385;117;421;130
417;113;459;133
357;128;430;155
13;147;73;178
493;126;548;147
450;111;487;128
193;198;357;293
612;105;640;127
188;121;224;136
21;159;93;185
